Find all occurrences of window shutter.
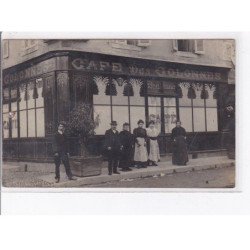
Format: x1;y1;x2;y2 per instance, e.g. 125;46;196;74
24;40;29;48
114;40;127;45
173;40;178;51
194;39;205;54
3;40;9;58
231;47;235;65
137;39;151;47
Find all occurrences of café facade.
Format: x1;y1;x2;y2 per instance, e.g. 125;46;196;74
2;50;232;161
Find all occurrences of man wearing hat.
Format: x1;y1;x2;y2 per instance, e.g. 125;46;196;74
119;122;134;172
104;121;123;175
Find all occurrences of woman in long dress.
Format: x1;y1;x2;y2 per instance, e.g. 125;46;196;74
146;120;160;166
133;120;148;168
171;120;189;166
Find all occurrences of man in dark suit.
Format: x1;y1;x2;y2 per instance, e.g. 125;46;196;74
53;123;77;183
119;122;133;172
104;121;123;175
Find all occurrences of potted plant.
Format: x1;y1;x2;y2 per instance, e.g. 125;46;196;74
67;103;103;177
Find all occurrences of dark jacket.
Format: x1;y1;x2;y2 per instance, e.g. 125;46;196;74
52;132;69;154
171;126;186;140
133;127;147;144
104;129;121;152
119;130;134;150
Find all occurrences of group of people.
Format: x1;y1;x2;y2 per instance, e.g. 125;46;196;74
52;120;189;182
104;119;189;175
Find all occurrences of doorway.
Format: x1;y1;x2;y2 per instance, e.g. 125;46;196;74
147;96;177;134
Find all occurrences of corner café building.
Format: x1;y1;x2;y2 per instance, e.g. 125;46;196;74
2;50;232;162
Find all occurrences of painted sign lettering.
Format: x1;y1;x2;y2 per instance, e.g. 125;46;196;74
3;58;56;85
70;58;226;82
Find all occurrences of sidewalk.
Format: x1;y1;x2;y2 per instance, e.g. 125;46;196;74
2;156;235;188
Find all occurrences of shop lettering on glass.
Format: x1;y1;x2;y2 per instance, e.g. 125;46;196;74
3;58;56;85
162;81;176;96
147;80;161;90
165;112;177;125
147;80;176;96
3;112;17;131
3;118;9;131
3;88;9;103
71;58;225;82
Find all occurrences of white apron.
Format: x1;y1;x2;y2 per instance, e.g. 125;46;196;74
134;137;148;162
147;128;160;162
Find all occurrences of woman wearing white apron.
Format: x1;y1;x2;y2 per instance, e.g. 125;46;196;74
133;120;148;168
146;120;160;166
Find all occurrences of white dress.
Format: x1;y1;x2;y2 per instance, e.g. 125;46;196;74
133;127;148;163
146;127;160;162
134;137;148;163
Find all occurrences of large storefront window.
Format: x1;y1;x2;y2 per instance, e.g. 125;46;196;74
93;76;146;134
205;84;218;131
179;82;218;132
19;78;45;138
93;76;112;134
10;96;18;138
129;78;146;130
2;86;19;139
3;87;10;139
92;77;218;135
164;98;177;133
148;96;161;131
3;104;10;139
112;78;129;131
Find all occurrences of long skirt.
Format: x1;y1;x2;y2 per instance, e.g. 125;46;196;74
172;136;188;165
148;139;160;162
134;138;148;163
120;147;133;168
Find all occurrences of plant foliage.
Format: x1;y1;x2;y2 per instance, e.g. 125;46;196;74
67;104;99;140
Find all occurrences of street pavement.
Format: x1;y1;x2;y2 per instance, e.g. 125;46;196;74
83;166;235;188
2;156;235;188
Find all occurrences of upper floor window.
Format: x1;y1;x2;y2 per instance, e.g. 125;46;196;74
173;39;205;54
23;39;38;55
223;41;235;64
111;39;151;50
127;40;137;46
177;40;193;52
3;40;9;59
24;39;37;48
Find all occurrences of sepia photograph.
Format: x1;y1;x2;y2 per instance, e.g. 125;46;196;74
1;38;235;188
2;1;250;249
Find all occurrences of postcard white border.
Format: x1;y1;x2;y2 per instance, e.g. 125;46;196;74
1;32;245;214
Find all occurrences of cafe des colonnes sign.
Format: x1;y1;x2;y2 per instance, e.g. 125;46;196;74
70;57;228;83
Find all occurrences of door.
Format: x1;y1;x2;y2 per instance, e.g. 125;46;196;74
147;96;177;133
147;96;177;154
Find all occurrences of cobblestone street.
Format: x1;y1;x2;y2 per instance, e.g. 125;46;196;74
2;168;54;188
2;156;235;188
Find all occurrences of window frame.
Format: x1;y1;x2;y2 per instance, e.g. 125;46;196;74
18;80;46;139
22;39;39;55
3;40;9;59
2;86;11;139
173;39;205;55
178;82;218;133
137;39;151;47
92;75;147;134
91;74;219;135
2;76;46;140
194;39;205;54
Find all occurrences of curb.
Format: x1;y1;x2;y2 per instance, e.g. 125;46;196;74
53;160;235;188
